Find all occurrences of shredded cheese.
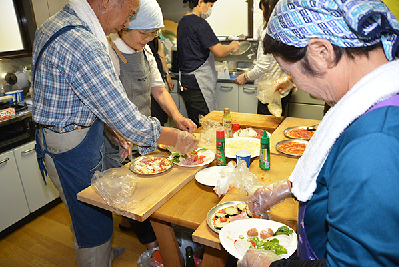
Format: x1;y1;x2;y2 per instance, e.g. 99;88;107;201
226;139;260;156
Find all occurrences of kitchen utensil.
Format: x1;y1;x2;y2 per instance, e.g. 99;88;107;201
0;59;30;94
230;41;251;56
307;125;317;131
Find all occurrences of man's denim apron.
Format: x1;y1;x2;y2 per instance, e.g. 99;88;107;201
33;25;113;248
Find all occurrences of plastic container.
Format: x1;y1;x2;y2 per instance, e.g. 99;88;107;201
216;129;226;166
259;130;270;170
222;108;232;138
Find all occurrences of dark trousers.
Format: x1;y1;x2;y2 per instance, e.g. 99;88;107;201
151;95;168;126
126;218;157;245
180;89;210;127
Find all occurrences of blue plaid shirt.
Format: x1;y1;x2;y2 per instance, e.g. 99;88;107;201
32;4;160;155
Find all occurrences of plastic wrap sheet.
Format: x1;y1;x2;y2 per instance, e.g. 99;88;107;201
214;161;265;197
91;168;138;211
198;115;222;148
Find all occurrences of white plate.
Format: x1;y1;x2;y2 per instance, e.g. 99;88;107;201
195;166;228;186
219;218;297;260
170;149;215;167
225;137;260;158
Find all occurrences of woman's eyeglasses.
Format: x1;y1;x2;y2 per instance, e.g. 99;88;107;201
138;30;160;39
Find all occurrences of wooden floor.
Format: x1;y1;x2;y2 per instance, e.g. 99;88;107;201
0;203;148;267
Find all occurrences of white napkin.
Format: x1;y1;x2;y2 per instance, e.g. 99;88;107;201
289;60;399;202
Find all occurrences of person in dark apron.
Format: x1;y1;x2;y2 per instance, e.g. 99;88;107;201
177;0;239;127
237;0;399;266
105;0;197;252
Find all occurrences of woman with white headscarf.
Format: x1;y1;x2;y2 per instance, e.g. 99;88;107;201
105;0;197;250
238;0;399;266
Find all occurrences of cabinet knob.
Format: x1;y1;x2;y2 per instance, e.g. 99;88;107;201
220;86;234;91
0;158;10;165
22;148;35;154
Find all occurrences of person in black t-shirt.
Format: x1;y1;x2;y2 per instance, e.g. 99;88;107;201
178;0;239;126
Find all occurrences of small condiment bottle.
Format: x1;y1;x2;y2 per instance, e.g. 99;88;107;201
259;130;270;170
222;108;232;138
216;129;226;166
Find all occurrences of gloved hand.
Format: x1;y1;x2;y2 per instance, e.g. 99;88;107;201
174;130;199;154
237;249;280;267
248;179;292;216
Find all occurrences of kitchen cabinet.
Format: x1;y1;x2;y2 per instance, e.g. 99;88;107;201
216;82;258;114
216;82;239;112
238;84;257;114
0;150;30;232
0;141;59;232
287;90;325;120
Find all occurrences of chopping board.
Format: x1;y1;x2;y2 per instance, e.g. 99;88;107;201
202;111;284;134
77;151;208;222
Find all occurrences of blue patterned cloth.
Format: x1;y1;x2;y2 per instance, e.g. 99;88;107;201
267;0;399;60
32;4;160;155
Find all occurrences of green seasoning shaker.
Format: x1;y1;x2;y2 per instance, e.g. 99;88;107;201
216;129;226;166
259;130;270;170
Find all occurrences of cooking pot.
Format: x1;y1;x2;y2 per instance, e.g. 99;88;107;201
0;59;30;96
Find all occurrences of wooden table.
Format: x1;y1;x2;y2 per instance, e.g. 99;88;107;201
77;114;319;267
191;117;319;266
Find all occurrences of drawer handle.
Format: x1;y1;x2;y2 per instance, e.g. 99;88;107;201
220;86;234;91
0;158;10;165
243;87;255;92
22;148;35;154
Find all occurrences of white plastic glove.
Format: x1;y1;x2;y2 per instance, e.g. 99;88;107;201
248;179;292;216
174;130;199;154
237;249;280;267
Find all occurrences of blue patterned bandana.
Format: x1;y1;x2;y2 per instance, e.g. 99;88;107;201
267;0;399;60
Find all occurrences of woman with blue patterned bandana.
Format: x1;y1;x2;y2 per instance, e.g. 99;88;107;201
239;0;399;266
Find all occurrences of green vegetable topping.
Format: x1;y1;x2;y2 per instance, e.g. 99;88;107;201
248;236;288;255
273;226;294;236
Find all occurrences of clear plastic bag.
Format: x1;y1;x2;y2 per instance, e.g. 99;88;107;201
213;161;265;197
198;115;222;148
256;71;294;117
91;168;138;211
137;247;163;267
268;91;282;117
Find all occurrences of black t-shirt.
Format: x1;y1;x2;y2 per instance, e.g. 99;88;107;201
177;14;219;89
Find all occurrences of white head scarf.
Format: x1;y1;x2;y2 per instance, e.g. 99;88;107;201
128;0;164;30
